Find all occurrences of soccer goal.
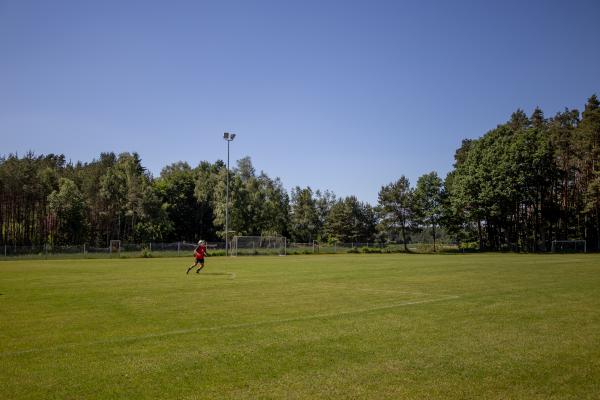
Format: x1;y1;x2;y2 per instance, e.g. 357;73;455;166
551;240;587;253
109;240;121;256
231;236;287;256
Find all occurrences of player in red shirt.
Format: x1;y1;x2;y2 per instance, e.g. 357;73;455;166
187;240;207;274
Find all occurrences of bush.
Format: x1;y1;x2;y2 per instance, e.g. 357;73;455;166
360;246;382;254
141;248;153;258
458;241;479;252
380;246;405;254
415;243;435;253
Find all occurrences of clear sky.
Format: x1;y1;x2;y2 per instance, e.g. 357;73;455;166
1;0;599;204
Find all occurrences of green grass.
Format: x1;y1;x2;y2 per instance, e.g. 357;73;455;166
1;253;600;399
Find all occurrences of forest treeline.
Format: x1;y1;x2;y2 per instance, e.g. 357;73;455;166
1;94;599;251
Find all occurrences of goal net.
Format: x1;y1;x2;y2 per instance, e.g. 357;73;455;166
551;240;586;253
231;236;287;256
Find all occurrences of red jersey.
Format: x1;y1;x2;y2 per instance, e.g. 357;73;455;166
194;245;207;259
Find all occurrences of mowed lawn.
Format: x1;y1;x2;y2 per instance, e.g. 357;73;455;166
1;254;600;399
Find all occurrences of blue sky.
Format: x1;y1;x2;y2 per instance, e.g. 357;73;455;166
1;0;599;204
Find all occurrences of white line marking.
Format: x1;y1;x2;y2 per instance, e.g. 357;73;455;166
316;283;430;296
0;294;459;357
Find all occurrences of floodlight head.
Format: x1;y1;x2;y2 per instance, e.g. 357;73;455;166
230;133;236;140
223;132;230;139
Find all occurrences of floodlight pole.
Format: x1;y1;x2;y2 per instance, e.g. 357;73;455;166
224;132;236;256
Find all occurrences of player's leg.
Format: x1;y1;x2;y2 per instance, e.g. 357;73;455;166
187;260;198;274
196;260;205;273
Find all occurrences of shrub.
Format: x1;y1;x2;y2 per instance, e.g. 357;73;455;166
458;242;479;252
360;246;382;254
415;243;435;253
141;248;153;258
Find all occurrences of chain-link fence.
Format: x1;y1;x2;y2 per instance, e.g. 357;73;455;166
0;242;227;259
286;242;456;254
0;241;457;259
287;242;387;255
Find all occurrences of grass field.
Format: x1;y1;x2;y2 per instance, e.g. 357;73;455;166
1;253;600;399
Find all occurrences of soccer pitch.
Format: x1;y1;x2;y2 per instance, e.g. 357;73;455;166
1;254;600;399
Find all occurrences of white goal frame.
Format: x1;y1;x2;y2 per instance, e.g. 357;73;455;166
551;240;586;253
231;236;287;256
109;240;122;256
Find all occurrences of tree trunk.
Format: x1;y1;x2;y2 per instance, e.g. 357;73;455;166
597;206;600;251
432;223;436;252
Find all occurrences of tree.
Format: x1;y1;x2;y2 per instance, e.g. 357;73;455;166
133;185;173;242
414;172;443;251
315;189;336;240
548;108;581;242
154;162;202;242
509;109;529;131
193;160;225;241
531;107;545;128
48;178;88;244
73;152;117;245
580;94;600;248
324;196;376;243
256;174;289;236
99;165;128;244
377;176;415;251
208;157;290;239
289;187;319;242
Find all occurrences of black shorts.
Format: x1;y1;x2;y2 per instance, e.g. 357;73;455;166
196;258;204;263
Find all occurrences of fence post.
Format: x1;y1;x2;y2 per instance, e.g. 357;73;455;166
177;241;180;256
4;244;6;257
83;243;86;257
150;242;152;252
334;243;337;253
